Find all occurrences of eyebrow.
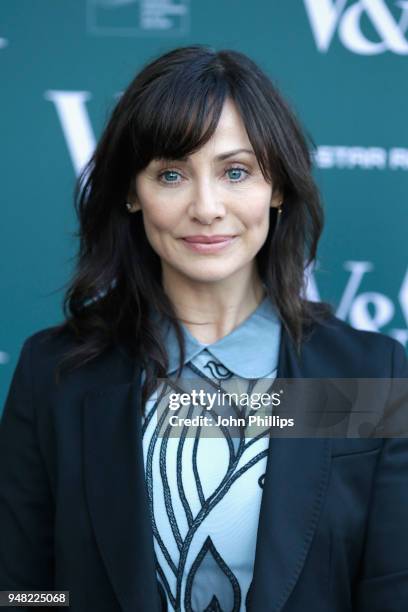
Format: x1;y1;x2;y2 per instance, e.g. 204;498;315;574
156;148;256;163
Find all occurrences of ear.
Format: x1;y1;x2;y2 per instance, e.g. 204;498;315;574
270;189;283;209
126;181;142;212
126;198;142;212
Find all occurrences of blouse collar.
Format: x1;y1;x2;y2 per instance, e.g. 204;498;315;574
156;295;282;379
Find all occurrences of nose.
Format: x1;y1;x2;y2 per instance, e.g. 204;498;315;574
188;180;226;225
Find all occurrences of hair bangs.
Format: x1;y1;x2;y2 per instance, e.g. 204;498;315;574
131;74;228;167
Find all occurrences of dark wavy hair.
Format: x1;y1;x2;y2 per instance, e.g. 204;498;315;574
51;44;333;413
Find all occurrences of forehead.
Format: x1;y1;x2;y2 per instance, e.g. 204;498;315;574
207;98;250;144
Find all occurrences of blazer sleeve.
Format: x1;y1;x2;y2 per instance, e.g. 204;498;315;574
0;337;55;595
353;339;408;611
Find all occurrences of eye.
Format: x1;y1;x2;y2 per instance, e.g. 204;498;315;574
226;166;250;182
158;169;181;185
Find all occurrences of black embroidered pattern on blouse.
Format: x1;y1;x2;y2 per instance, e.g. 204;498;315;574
141;355;275;612
257;474;266;489
203;360;234;380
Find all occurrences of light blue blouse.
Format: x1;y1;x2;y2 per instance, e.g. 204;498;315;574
141;295;281;611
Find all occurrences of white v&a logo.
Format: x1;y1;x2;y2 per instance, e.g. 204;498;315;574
303;0;408;54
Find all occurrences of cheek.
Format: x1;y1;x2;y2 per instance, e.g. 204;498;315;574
140;205;186;260
141;203;179;236
241;200;271;230
135;179;180;232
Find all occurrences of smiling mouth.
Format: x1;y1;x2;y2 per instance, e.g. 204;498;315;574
180;236;237;253
182;235;237;243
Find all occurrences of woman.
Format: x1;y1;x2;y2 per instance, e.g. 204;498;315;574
1;45;407;612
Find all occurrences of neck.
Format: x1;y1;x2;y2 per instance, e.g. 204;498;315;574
161;262;266;344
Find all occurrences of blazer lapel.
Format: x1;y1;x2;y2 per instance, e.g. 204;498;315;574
246;324;332;611
83;373;162;612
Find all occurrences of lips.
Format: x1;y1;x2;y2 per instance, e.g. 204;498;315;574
180;235;237;253
182;235;235;244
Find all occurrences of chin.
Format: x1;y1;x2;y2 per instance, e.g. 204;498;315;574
178;264;242;284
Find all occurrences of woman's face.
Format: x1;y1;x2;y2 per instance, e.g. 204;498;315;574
128;98;282;286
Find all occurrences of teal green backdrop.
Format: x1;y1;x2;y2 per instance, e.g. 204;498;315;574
1;0;407;408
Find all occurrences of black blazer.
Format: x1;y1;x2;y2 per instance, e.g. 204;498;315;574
1;308;408;612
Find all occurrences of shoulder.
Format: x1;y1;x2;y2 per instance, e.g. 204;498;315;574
20;324;80;379
23;324;77;355
303;301;408;378
19;323;133;395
